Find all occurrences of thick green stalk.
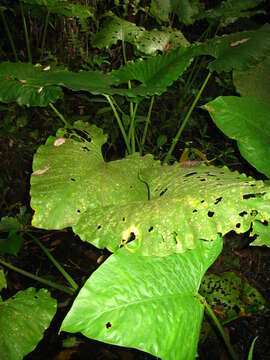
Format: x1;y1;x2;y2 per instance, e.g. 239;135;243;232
49;103;70;127
0;258;74;295
29;234;78;291
164;71;212;163
40;10;50;61
0;10;18;61
140;96;155;154
19;0;32;63
202;296;238;360
104;94;131;154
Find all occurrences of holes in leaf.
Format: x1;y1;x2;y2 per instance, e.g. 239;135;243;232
193;209;198;213
208;211;214;217
97;225;102;230
243;194;256;199
159;188;168;197
184;172;197;177
106;322;112;329
82;146;90;152
201;200;205;203
71;178;76;182
215;197;222;205
126;232;136;243
250;210;258;216
235;223;241;228
239;211;247;217
77;209;81;213
122;217;126;222
121;232;136;247
200;178;206;181
67;128;92;142
148;226;154;232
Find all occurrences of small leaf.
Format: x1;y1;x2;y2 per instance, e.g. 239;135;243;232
0;288;57;360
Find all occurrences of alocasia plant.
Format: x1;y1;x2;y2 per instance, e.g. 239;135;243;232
1;1;270;356
29;122;270;358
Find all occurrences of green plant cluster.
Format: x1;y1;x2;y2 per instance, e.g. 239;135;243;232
0;0;270;359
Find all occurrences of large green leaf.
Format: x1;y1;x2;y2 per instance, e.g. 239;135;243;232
94;12;189;55
61;236;223;360
31;122;270;256
150;0;201;24
0;62;121;107
21;0;93;19
30;122;154;230
0;46;194;104
0;288;57;360
111;45;196;97
0;62;63;107
198;0;266;28
233;54;270;104
198;23;270;72
203;96;270;178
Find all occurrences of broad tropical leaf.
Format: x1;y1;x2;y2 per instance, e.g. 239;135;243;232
198;23;270;72
21;0;93;20
198;0;266;28
233;54;270;105
94;12;189;55
0;288;56;360
150;0;201;24
203;96;270;178
0;62;63;107
111;45;196;97
31;122;270;256
61;236;223;360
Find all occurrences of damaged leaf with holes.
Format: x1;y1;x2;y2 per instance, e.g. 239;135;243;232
93;12;189;55
30;123;270;256
200;272;268;324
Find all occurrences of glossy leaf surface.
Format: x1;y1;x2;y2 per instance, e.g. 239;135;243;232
203;96;270;178
31;123;270;256
61;236;223;360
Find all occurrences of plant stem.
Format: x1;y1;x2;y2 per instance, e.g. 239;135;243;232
140;96;155;154
201;296;238;360
40;10;50;61
0;258;74;295
122;39;136;151
104;94;131;154
49;103;70;127
29;234;78;291
19;0;32;63
164;71;212;163
0;10;18;61
128;102;138;154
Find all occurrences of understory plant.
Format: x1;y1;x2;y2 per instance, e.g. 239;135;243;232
0;0;270;358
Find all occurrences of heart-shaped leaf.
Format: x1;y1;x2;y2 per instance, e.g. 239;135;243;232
31;123;270;256
61;236;223;360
